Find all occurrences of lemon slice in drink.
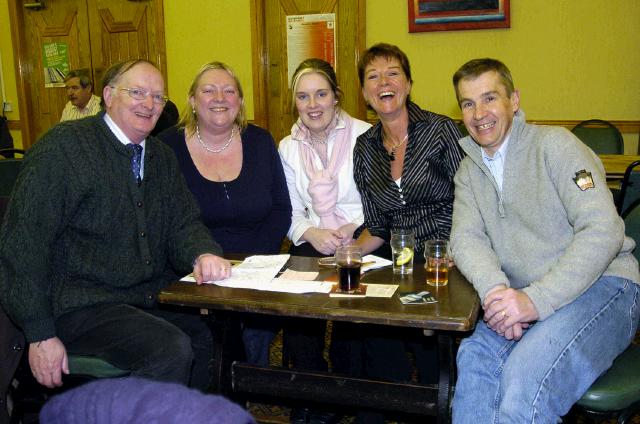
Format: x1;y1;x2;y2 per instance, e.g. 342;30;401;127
395;248;414;266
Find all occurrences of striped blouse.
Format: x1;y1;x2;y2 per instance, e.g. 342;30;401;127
353;101;464;254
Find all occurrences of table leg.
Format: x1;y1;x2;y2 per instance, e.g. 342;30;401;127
437;333;455;424
204;310;239;396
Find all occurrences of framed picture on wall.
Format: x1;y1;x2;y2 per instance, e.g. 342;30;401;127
408;0;510;33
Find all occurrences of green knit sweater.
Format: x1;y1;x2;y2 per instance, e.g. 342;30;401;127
0;112;222;342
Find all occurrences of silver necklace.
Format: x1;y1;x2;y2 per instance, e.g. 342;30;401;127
196;124;236;153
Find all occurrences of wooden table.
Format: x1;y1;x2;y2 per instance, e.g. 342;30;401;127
159;256;480;423
599;154;640;178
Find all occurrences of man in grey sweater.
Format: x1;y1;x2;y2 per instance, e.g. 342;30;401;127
450;58;639;423
0;60;231;392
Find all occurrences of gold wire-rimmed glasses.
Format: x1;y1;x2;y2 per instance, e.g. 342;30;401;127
110;86;168;105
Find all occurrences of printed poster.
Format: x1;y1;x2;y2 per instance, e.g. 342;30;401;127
43;42;70;88
286;14;335;87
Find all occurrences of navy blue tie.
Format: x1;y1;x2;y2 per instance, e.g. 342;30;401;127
127;143;143;185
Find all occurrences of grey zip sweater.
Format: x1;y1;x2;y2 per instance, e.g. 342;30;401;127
451;110;639;320
0;112;221;342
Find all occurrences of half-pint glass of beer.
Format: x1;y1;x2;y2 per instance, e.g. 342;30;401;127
425;240;449;286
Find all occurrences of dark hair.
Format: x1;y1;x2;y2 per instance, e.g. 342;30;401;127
64;68;92;89
357;43;412;87
290;58;342;117
101;59;158;90
452;58;515;101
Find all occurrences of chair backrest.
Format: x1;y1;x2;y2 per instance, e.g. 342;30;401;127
0;158;22;197
0;148;25;159
617;160;640;217
571;119;624;155
624;202;640;264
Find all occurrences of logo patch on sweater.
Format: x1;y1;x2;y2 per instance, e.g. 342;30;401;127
573;169;595;191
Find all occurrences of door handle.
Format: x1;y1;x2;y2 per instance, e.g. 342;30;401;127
23;2;45;10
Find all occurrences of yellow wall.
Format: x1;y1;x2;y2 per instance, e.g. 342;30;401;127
0;1;22;148
367;0;640;121
1;0;639;148
163;0;254;120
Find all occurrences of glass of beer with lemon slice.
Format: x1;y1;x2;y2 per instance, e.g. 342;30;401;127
390;229;415;275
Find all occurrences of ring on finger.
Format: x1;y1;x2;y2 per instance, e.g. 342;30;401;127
501;310;507;318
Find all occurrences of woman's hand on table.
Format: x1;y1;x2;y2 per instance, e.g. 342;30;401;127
193;254;232;284
303;227;345;255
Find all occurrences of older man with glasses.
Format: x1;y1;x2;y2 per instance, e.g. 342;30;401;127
0;59;230;392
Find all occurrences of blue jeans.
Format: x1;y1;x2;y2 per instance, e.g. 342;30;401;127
452;276;639;424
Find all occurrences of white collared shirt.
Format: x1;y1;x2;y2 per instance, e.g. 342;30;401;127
104;113;145;178
60;95;102;122
481;132;511;191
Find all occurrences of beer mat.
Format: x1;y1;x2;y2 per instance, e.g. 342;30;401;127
278;269;318;281
329;284;367;297
399;291;438;304
329;283;398;298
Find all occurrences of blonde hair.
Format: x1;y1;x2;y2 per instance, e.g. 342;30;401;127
179;61;247;134
290;58;342;118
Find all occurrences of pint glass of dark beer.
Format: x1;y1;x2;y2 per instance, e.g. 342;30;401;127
335;245;362;293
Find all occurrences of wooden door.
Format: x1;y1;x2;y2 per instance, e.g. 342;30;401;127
9;0;166;148
87;0;167;93
14;0;92;144
251;0;366;143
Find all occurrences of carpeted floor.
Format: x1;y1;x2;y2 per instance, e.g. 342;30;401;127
246;327;640;424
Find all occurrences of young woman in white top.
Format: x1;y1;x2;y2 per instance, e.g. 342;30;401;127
279;58;371;257
278;58;370;424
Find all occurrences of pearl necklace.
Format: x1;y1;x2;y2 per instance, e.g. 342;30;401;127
196;124;236;153
384;132;408;161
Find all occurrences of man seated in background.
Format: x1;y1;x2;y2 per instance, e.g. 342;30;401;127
449;58;640;422
0;59;231;392
59;68;102;121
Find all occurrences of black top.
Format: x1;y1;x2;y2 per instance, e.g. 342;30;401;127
158;124;291;254
353;102;464;254
151;100;179;136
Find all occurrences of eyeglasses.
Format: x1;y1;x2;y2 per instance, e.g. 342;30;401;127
110;86;168;105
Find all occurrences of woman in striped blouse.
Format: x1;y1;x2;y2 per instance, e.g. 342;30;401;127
353;43;464;257
336;43;464;423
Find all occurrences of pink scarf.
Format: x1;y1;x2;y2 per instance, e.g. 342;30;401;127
293;112;352;230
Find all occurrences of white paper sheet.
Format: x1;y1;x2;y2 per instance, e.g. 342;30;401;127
179;254;397;296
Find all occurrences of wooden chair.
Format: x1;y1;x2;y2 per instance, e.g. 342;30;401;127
571;119;624;155
0;149;24;159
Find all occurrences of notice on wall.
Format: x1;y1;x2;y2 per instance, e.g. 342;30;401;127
43;42;70;88
286;14;336;87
